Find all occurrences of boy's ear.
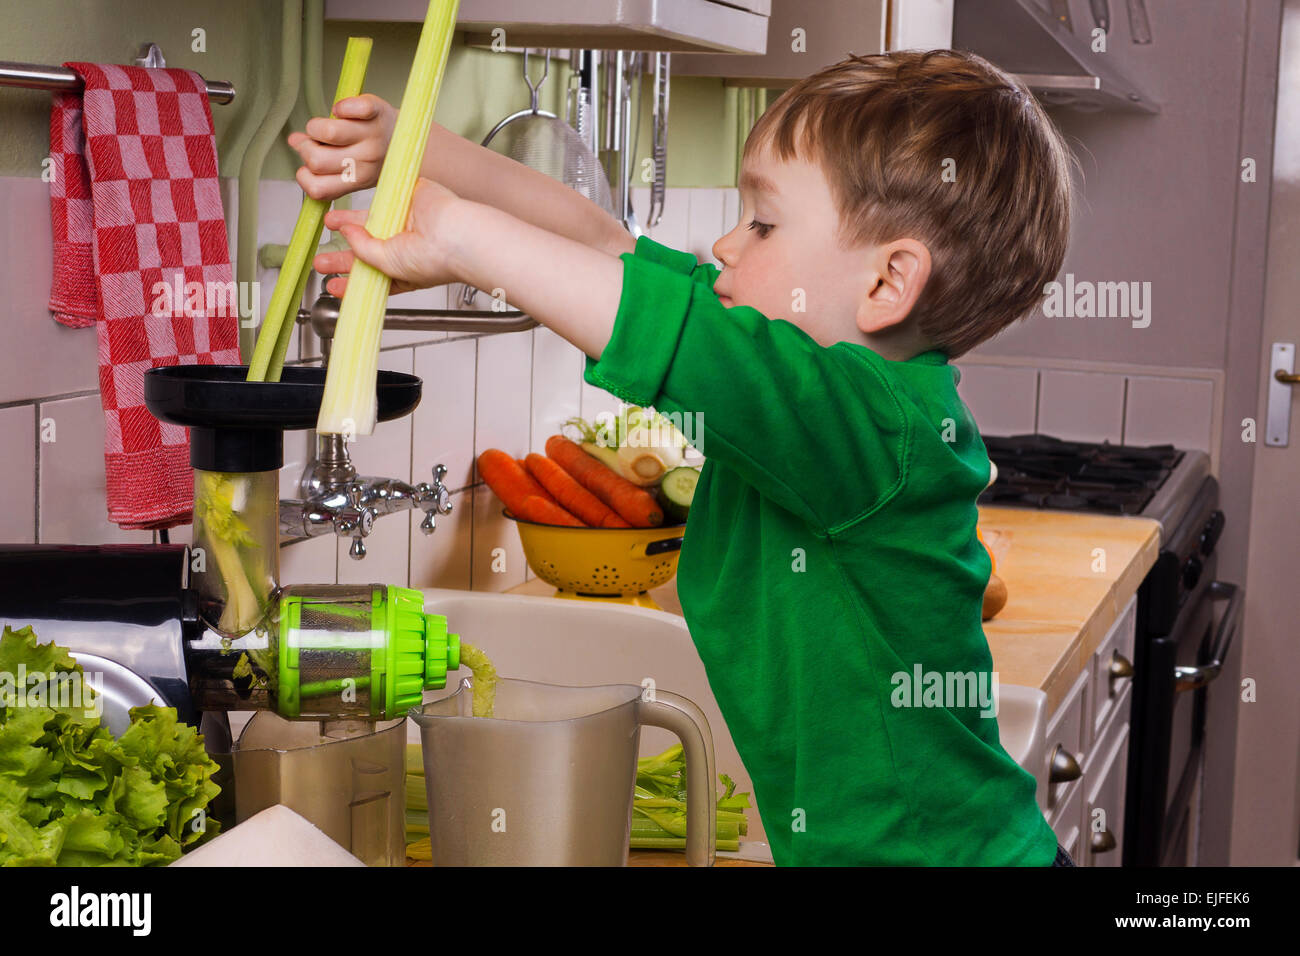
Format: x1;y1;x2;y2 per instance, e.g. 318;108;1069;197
856;239;932;335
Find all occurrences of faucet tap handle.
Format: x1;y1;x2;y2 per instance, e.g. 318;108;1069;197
417;463;453;535
431;463;453;514
337;485;376;559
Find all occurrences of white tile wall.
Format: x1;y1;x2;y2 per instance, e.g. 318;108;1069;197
958;359;1219;460
38;393;150;545
413;336;477;491
337;348;414;585
0;406;36;543
955;365;1040;436
1123;376;1215;454
472;330;533;476
1037;370;1127;444
410;487;473;591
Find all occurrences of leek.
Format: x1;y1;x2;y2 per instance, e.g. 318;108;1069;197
247;36;374;383
316;0;459;436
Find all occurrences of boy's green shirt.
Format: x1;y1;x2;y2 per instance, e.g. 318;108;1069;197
584;235;1059;866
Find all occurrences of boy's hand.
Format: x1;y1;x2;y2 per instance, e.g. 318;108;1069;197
314;177;465;296
287;94;397;201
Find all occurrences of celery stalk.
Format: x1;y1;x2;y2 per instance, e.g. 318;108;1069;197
316;0;459;436
247;36;373;383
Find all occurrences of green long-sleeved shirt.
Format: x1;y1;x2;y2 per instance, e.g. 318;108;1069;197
584;234;1059;866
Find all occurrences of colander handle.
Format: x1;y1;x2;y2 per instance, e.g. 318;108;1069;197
644;536;683;556
635;689;716;866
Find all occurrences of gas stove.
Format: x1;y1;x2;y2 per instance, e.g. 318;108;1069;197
978;433;1210;536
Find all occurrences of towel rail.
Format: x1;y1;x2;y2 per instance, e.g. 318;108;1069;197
0;60;235;104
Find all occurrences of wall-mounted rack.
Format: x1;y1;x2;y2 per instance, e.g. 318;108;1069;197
0;42;235;103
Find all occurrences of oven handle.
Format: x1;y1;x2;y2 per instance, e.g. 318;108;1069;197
1174;580;1243;692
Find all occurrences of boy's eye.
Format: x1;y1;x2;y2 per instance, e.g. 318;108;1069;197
747;219;773;239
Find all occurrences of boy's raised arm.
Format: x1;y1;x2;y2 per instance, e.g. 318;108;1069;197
292;97;635;259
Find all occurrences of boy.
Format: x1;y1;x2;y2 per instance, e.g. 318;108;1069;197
294;49;1076;866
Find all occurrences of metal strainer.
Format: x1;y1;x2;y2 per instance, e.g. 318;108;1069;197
453;49;615;309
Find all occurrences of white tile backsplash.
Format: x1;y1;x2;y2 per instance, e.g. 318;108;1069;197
685;188;726;266
1123;376;1215;453
410;487;473;591
956;364;1039;436
473;329;533;480
1037;369;1127;444
0;178;102;403
531;326;584;453
471;478;527;592
413;337;478;491
0;406;36;543
278;533;338;586
335;349;414;581
38;394;149;544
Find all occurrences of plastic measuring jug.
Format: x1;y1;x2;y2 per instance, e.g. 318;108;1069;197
410;677;716;866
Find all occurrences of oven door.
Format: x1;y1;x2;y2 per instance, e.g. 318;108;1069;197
1161;579;1243;865
1125;555;1244;866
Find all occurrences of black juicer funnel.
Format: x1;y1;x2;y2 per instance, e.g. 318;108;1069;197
144;365;422;472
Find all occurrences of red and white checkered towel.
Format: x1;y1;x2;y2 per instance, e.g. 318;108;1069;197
48;62;241;531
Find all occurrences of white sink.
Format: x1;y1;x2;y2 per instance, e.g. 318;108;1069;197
993;683;1050;803
420;588;1052;857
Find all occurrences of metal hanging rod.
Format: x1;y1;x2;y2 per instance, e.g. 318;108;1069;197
0;43;235;103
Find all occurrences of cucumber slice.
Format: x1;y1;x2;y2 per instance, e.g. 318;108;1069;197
658;467;700;522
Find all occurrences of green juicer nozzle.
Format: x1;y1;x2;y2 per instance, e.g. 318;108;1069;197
275;585;460;720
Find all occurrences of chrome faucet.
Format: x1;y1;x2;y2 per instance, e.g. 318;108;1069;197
280;432;452;559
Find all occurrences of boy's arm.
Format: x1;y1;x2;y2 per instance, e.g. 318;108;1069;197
584;239;910;531
446;198;625;360
446;205;907;532
422;123;635;259
335;188;905;531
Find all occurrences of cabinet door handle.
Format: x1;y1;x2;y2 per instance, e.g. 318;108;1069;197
1049;744;1082;783
1091;829;1117;853
1109;651;1134;692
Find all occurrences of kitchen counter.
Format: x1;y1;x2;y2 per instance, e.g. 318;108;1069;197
505;505;1161;716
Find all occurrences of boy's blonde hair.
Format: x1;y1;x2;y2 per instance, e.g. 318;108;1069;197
745;50;1076;359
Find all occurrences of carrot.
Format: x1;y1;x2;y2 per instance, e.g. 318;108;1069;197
525;453;632;528
477;449;584;526
544;435;663;527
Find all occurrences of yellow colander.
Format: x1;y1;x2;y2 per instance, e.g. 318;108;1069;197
503;508;686;610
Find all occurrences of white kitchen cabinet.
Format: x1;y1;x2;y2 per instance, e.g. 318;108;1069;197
1083;697;1131;867
325;0;769;53
1036;593;1137;866
673;0;953;85
1042;668;1088;815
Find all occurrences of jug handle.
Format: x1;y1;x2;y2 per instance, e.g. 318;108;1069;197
635;689;717;867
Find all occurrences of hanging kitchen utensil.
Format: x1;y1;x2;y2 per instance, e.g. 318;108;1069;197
452;48;615;309
646;52;670;229
1126;0;1153;44
1089;0;1111;32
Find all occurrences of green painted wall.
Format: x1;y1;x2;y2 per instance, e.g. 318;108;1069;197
0;2;747;187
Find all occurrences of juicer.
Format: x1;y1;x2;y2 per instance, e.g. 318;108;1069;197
0;364;462;752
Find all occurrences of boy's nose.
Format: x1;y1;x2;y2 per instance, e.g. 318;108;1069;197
713;225;740;267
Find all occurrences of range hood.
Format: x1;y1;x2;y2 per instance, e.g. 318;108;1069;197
952;0;1158;113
